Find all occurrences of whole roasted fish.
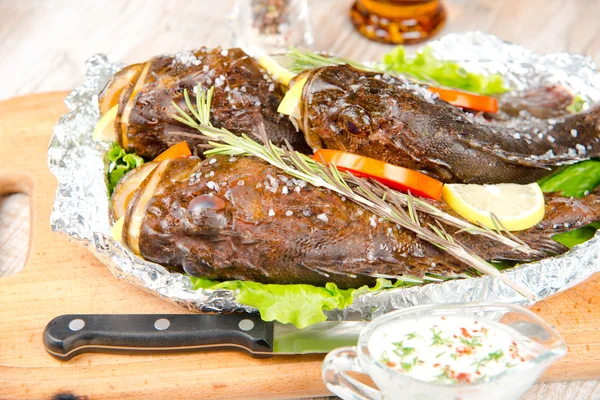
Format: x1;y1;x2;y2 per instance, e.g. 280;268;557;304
117;156;600;289
297;65;600;184
98;47;309;159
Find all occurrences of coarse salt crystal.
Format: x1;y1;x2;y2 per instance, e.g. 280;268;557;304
229;157;237;162
221;49;228;56
303;209;311;216
202;65;209;72
317;213;329;222
282;187;289;194
571;129;578;138
209;158;217;164
369;215;377;228
547;135;555;143
268;209;275;217
206;181;219;191
294;186;301;193
285;210;293;216
237;180;245;186
268;83;275;92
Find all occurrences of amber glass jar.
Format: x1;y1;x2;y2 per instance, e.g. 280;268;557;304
350;0;446;45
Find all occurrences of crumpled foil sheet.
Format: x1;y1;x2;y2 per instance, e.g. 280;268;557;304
49;32;600;322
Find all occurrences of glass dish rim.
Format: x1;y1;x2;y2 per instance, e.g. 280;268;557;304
358;301;567;388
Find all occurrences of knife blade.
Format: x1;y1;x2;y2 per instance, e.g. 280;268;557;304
43;314;365;361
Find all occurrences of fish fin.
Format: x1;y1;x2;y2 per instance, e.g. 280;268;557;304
455;135;554;169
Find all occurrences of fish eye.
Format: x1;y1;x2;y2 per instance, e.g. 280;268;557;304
339;106;372;136
187;194;228;230
188;194;226;212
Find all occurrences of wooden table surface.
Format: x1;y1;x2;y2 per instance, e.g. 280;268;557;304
0;0;599;398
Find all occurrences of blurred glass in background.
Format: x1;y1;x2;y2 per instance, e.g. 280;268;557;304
350;0;446;44
230;0;313;54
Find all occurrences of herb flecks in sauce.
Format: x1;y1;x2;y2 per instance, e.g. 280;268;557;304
373;315;537;384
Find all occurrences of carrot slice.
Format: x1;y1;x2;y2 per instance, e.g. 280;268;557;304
429;86;498;113
313;149;443;200
153;142;192;162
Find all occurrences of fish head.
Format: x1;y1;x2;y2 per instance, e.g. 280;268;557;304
301;65;393;153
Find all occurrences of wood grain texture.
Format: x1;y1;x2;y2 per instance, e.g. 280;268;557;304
2;0;600;100
0;194;29;277
1;1;600;398
0;90;598;399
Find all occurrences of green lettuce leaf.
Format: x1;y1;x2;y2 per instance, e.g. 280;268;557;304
538;160;600;198
106;143;144;194
539;161;600;247
382;46;508;96
551;222;600;249
190;276;416;328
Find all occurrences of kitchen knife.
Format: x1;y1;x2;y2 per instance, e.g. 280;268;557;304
43;314;365;361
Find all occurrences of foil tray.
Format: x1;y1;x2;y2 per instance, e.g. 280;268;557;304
49;32;600;322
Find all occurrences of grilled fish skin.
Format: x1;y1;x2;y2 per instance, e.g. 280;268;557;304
299;65;600;184
118;156;600;289
100;48;309;159
452;190;600;261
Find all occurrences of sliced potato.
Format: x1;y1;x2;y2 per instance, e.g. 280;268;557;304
111;162;158;220
99;63;143;115
125;160;171;255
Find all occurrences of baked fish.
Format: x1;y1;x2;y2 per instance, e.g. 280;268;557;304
296;65;600;184
116;156;600;289
99;47;309;159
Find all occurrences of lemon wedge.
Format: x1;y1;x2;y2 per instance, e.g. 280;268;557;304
258;55;295;86
111;217;125;242
93;104;118;142
442;183;545;231
277;76;307;118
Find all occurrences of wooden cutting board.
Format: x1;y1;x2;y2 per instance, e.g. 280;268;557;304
0;92;599;400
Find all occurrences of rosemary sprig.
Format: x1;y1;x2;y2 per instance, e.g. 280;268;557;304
285;47;383;74
283;48;539;257
171;86;536;300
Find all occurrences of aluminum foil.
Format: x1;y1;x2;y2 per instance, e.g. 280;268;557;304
49;32;600;322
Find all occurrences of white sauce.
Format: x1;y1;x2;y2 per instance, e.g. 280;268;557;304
369;315;539;385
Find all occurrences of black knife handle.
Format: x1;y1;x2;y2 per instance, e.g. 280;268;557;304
43;314;274;361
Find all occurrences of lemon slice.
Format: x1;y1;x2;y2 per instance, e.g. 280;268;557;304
442;183;545;231
93;105;118;142
111;217;124;242
258;55;295;86
277;76;307;118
